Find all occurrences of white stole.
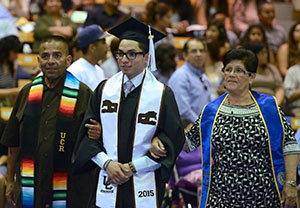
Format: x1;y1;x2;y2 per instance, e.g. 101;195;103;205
96;70;164;208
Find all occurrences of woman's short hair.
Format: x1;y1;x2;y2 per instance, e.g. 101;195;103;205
223;48;258;73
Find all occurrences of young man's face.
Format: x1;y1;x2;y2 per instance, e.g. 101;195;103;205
259;3;275;27
117;39;148;80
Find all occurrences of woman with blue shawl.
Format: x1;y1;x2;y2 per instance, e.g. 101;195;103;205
152;48;300;207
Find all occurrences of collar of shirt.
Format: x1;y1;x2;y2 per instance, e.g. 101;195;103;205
123;69;145;89
185;61;203;77
43;72;67;96
78;57;95;67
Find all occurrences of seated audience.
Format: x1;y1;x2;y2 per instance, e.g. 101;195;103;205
277;22;300;77
0;6;18;40
84;0;125;30
244;41;285;106
284;63;300;116
211;12;238;48
205;20;231;60
204;42;224;100
0;35;22;106
152;43;177;85
239;24;275;64
33;0;77;53
159;0;194;34
232;0;259;36
257;0;287;54
145;0;174;44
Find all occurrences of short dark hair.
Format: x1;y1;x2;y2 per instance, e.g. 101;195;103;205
155;43;176;74
40;35;69;54
257;0;273;14
138;42;148;54
183;38;206;54
223;49;258;73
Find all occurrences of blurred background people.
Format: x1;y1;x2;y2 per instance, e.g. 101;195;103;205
67;24;106;90
232;0;259;36
144;0;174;44
84;0;125;30
257;0;287;54
152;43;177;85
204;42;224;100
210;12;238;48
284;63;300;117
239;24;275;64
0;35;22;106
100;37;120;78
168;38;210;127
244;41;285;106
205;20;231;60
33;0;77;53
0;5;19;40
277;22;300;77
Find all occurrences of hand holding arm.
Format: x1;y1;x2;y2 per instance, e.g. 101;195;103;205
85;119;101;140
150;137;167;159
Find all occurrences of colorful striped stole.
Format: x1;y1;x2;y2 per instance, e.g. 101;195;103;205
21;72;80;208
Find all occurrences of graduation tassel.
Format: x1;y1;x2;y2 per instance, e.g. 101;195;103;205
147;25;157;72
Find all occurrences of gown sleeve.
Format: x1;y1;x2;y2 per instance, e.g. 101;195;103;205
147;86;186;182
72;80;106;173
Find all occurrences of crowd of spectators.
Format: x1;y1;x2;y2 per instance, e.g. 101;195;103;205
0;0;299;207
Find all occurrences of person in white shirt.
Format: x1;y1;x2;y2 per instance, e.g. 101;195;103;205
67;24;107;90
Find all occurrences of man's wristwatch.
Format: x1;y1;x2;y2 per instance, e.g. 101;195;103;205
286;180;297;187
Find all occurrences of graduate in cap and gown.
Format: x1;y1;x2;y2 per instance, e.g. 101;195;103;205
72;17;185;208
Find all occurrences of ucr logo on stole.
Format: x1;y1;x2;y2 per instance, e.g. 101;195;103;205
102;100;118;113
100;176;114;193
138;111;157;125
59;132;66;152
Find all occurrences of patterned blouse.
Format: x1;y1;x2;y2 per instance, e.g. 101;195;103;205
186;103;300;207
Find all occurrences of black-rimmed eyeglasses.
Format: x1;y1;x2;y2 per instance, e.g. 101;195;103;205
115;51;145;60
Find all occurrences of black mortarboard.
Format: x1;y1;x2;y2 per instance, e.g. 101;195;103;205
108;17;166;46
108;17;166;72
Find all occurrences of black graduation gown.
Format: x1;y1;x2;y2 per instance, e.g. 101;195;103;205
72;79;185;207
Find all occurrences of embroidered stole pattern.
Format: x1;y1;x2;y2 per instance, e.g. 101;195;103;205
21;72;80;208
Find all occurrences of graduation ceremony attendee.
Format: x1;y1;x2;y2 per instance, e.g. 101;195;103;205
67;24;106;91
257;0;287;54
152;48;300;208
1;36;95;208
168;38;211;127
33;0;77;53
72;17;185;208
84;0;125;30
